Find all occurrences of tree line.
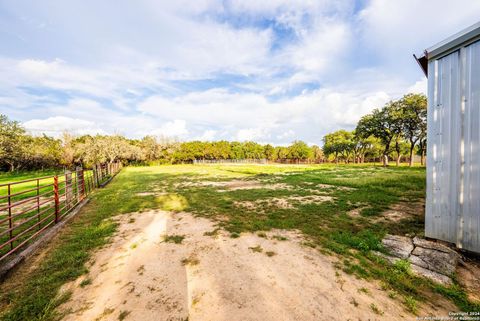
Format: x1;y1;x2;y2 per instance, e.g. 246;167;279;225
0;115;324;171
322;93;427;166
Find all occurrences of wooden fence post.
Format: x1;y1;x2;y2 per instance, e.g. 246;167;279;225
54;176;59;223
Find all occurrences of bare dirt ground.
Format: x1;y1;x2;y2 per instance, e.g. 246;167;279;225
57;210;438;321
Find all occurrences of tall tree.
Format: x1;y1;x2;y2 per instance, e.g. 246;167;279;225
0;115;27;171
287;141;312;163
397;93;427;166
356;107;397;166
310;145;324;163
322;130;354;164
264;144;276;161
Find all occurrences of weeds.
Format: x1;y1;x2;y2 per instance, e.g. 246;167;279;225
79;278;92;288
204;228;220;237
163;234;185;244
370;303;384;315
358;287;370;295
404;296;418;314
118;310;131;320
181;256;200;266
249;245;263;253
350;298;359;307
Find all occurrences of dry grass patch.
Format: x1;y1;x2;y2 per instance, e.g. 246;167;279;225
374;201;424;223
181;256;200;266
234;195;334;211
175;179;293;191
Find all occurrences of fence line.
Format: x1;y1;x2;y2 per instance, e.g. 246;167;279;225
0;162;122;263
192;159;325;165
193;159;268;164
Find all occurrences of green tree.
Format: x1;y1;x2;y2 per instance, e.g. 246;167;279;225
230;142;245;159
243;141;264;159
323;130;354;164
25;135;62;169
356;106;397;166
396;93;427;166
310;145;324;163
264;144;276;161
0;115;28;171
275;146;289;161
417;137;427;166
287;140;312;162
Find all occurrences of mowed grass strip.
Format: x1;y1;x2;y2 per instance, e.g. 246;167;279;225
0;164;478;320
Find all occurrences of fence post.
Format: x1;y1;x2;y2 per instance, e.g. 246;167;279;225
79;168;85;199
54;176;59;223
7;184;13;250
94;165;99;188
65;170;72;210
37;179;40;230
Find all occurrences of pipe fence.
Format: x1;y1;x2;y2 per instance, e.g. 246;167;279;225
0;162;122;263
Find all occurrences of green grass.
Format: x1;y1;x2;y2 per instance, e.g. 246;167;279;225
0;164;478;320
163;234;185;244
0;169;59;185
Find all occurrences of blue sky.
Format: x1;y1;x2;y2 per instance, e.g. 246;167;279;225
1;0;479;145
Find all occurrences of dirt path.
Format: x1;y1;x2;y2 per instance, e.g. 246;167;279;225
59;211;423;321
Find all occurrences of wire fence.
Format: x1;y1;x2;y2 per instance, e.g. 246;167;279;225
193;159;268;164
192;159;325;165
0;162;122;263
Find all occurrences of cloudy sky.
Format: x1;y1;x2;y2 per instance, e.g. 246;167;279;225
1;1;479;145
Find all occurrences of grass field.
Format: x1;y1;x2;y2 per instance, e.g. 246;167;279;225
0;169;60;184
0;164;478;320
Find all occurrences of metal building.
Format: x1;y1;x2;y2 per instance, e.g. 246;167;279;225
416;22;480;254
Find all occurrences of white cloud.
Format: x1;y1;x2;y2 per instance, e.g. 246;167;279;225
149;120;189;138
283;20;351;75
18;58;64;75
407;78;427;95
23;116;106;137
358;0;480;63
196;129;217;141
277;129;294;140
235;127;269;141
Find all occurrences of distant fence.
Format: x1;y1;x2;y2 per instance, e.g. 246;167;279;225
193;159;268;164
0;162;122;263
192;159;324;165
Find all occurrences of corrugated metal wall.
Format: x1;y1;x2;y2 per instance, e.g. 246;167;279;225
462;41;480;252
426;39;480;253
